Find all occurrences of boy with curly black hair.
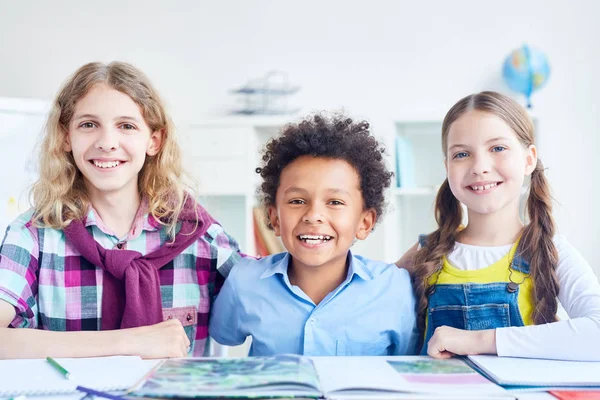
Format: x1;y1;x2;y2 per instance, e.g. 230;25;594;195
210;114;418;356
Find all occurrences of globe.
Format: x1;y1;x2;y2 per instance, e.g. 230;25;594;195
502;45;550;108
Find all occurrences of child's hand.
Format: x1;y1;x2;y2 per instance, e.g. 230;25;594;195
427;326;497;359
126;319;191;359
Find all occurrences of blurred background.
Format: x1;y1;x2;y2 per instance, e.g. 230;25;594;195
0;0;598;276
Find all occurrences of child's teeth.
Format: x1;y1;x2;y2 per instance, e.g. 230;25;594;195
94;160;121;169
299;235;332;244
471;183;497;191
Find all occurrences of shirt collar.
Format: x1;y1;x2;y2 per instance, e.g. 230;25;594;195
259;250;374;282
84;197;159;239
260;252;291;279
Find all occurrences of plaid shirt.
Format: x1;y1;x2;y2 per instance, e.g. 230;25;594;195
0;205;241;356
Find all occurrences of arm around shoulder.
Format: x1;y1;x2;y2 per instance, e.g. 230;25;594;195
204;223;243;280
395;242;419;276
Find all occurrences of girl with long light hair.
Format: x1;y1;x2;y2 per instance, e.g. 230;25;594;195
0;62;241;359
398;91;600;361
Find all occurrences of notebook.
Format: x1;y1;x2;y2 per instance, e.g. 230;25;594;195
129;355;515;399
467;355;600;388
0;356;153;396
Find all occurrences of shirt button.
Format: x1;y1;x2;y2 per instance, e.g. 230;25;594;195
116;242;124;249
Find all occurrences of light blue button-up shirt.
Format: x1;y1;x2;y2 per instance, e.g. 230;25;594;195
209;251;418;356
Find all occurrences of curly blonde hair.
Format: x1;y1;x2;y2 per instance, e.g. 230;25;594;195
31;61;193;237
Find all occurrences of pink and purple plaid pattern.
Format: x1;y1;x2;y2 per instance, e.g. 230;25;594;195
0;207;241;356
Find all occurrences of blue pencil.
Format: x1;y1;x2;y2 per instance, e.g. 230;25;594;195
75;386;127;400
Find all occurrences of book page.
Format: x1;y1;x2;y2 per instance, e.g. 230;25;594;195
312;356;511;398
0;356;150;396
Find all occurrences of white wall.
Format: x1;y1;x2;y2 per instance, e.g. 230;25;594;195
1;0;598;273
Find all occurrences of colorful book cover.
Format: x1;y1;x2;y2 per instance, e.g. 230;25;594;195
130;355;321;399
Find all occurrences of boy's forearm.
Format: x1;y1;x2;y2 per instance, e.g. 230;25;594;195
0;327;128;359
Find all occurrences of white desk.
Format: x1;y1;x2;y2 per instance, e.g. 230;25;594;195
0;358;559;400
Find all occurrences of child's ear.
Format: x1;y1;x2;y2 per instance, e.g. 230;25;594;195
356;208;376;240
268;206;281;236
524;144;538;176
147;128;164;156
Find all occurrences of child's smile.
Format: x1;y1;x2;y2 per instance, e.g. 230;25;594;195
90;159;126;170
297;233;334;247
465;180;503;194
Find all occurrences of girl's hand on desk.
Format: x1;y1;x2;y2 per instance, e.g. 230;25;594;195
427;326;497;359
126;319;190;359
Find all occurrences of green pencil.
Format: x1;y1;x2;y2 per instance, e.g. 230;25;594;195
46;357;72;380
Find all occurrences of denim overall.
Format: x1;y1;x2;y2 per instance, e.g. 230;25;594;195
420;235;531;355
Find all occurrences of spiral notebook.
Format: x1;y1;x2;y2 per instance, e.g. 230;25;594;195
0;356;152;396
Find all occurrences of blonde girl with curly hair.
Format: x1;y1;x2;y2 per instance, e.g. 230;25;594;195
0;62;241;359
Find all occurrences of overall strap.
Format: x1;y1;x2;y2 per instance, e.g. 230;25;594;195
510;240;531;274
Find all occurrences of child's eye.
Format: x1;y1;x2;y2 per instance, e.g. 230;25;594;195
79;122;97;129
289;199;305;205
120;123;137;130
453;151;468;159
491;146;506;152
328;200;344;206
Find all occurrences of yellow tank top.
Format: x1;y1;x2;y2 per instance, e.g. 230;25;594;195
427;240;535;326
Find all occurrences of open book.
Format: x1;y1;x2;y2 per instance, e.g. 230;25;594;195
467;355;600;389
130;355;515;399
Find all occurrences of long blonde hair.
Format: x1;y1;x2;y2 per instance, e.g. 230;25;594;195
31;61;193;237
412;91;559;333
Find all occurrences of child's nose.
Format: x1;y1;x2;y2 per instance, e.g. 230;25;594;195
95;127;119;151
302;205;324;224
470;153;491;175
